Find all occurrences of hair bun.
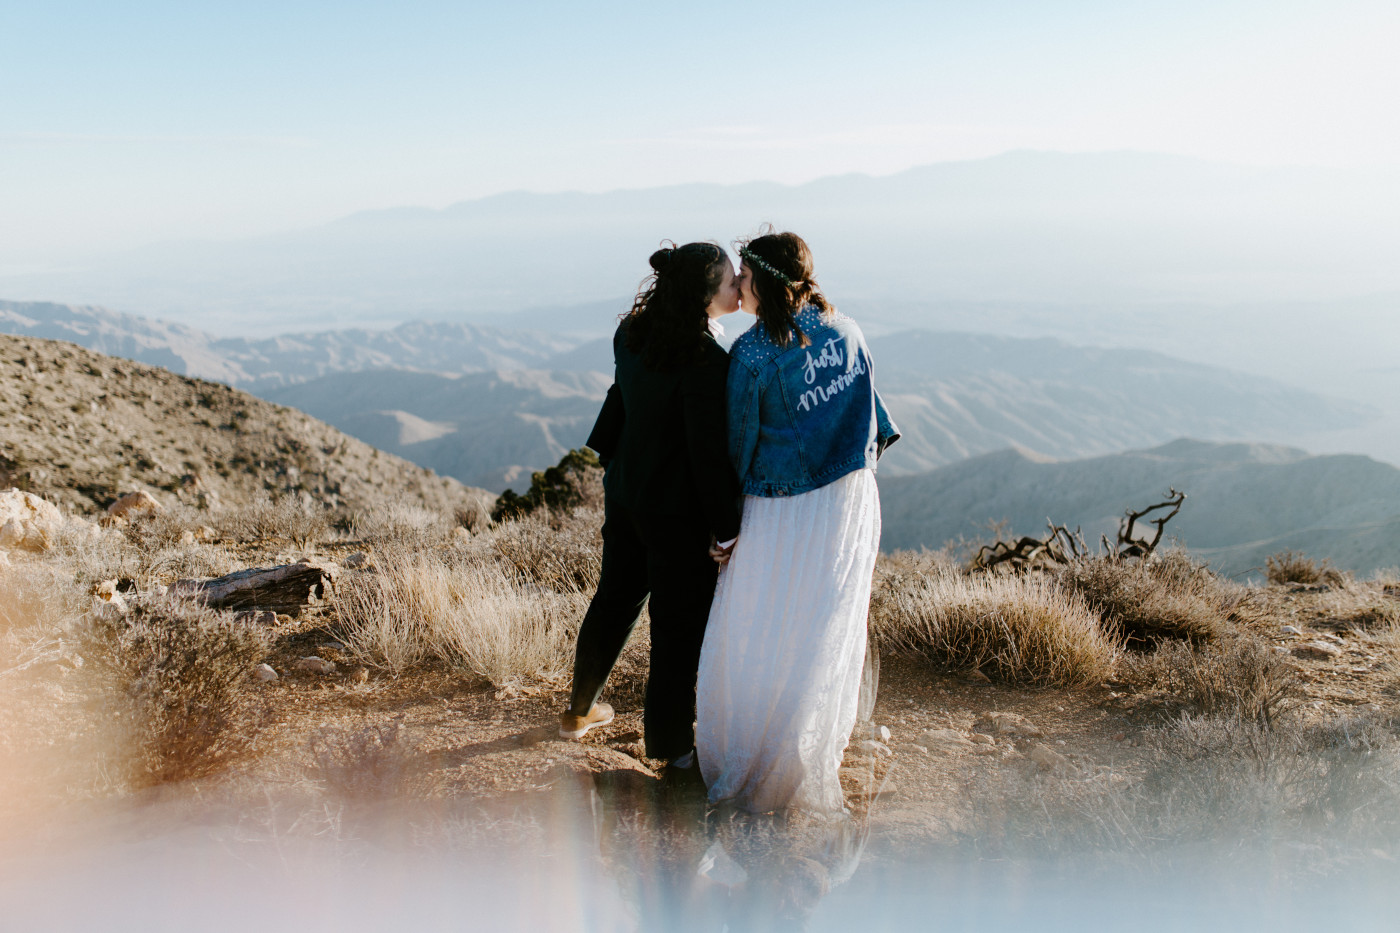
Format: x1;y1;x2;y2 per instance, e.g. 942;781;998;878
648;248;675;274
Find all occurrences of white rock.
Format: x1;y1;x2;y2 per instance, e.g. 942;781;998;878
1293;641;1342;660
1030;744;1071;772
253;663;278;682
855;739;893;758
1280;625;1302;635
917;729;974;752
0;550;10;569
295;656;336;674
0;489;66;551
877;724;892;743
973;712;1044;738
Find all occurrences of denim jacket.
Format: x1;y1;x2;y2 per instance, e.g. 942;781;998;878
727;306;900;498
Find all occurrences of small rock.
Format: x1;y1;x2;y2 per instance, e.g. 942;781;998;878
320;641;346;652
854;739;893;758
1280;625;1302;636
253;663;278;682
964;669;992;684
969;733;996;746
916;729;973;752
0;550;10;569
1112;733;1127;742
1293;641;1342;660
343;552;370;569
231;610;277;625
349;667;369;684
1317;632;1344;644
1030;744;1071;772
973;712;1043;738
877;724;892;743
295;656;336;673
178;530;196;546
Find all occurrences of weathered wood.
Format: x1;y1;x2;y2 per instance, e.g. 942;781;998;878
172;557;340;614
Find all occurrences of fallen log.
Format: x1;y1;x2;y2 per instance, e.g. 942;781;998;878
171;557;340;615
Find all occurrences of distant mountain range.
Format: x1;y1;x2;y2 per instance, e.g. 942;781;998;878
6;151;1400;335
879;439;1400;577
0;300;579;391
0;299;1374;492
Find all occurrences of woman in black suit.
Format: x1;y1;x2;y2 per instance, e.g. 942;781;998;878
560;242;742;767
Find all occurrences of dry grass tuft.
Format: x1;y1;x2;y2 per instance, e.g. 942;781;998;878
1265;549;1347;587
332;547;586;686
350;499;452;549
79;592;269;785
1123;636;1298;725
47;518;240;588
1055;551;1240;646
221;493;330;547
487;506;603;592
0;562;86;670
871;553;1119;686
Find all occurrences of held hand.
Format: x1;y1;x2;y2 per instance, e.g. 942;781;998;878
709;535;737;566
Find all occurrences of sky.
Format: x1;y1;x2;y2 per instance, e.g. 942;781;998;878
3;0;1399;263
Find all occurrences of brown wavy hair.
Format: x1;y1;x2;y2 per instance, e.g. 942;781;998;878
736;228;832;348
622;241;728;370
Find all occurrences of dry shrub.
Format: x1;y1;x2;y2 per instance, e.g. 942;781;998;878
79;592;269;785
121;504;210;550
1055;551;1238;646
1312;580;1400;632
1123;636;1297;725
1265;549;1347;587
871;555;1118;686
221;494;330;547
47;520;239;588
966;711;1400;861
331;547;586;685
351;499;451;548
488;505;603;592
309;720;408;799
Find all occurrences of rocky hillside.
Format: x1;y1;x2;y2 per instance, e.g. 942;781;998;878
0;333;491;517
879;439;1400;576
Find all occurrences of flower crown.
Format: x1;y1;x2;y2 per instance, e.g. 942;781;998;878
739;246;798;287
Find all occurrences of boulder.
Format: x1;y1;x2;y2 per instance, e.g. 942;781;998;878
0;488;65;551
104;490;163;524
253;663;279;682
171;557;340;614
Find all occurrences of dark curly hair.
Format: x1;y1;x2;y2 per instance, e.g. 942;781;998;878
623;240;729;370
736;228;832;348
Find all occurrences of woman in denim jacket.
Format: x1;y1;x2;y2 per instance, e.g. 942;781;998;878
697;230;899;814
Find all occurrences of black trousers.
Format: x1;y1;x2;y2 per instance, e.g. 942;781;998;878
568;500;719;761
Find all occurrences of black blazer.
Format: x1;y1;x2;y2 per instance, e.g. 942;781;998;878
585;324;741;542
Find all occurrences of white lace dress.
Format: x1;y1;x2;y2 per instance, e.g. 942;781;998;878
696;467;881;814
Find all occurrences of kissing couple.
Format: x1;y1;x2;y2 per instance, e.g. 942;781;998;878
559;229;899;815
